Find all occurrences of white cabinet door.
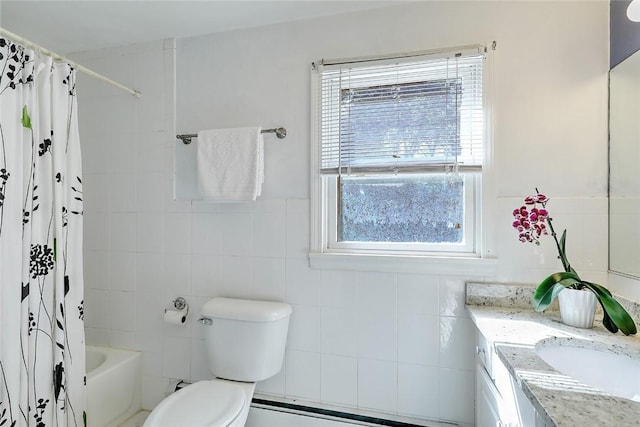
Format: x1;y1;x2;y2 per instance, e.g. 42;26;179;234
476;362;502;427
475;327;542;427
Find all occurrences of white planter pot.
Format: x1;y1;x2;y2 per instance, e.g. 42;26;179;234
558;288;597;328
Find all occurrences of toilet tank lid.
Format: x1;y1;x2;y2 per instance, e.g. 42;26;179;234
201;297;292;322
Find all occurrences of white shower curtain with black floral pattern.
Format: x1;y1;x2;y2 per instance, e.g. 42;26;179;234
0;37;85;427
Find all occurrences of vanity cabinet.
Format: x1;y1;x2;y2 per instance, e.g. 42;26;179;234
475;329;546;427
475;360;502;426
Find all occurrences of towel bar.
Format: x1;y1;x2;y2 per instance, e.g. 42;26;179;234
177;127;287;145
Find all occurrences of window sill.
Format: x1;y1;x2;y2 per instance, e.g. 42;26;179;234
308;252;497;276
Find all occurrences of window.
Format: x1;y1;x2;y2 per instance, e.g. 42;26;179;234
311;47;486;258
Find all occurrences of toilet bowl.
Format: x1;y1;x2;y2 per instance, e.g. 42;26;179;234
142;297;291;427
143;379;256;427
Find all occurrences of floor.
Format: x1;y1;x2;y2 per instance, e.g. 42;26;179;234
119;411;150;427
246;407;370;427
119;408;384;427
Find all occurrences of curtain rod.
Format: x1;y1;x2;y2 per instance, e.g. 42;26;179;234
314;43;487;68
0;27;142;98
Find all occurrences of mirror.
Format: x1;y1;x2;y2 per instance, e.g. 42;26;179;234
609;49;640;278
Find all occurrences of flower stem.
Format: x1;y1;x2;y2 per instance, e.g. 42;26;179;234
532;188;576;278
545;216;571;273
535;190;573;275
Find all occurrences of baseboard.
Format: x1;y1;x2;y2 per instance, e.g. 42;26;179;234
251;394;456;427
167;381;457;427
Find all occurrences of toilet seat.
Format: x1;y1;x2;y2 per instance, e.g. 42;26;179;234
143;380;247;427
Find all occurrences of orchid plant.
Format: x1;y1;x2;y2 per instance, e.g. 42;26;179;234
512;190;637;335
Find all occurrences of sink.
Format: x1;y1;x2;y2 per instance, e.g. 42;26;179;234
535;338;640;402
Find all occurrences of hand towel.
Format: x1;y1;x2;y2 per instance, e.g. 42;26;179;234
196;127;264;201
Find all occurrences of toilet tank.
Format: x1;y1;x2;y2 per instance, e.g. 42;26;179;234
200;297;292;382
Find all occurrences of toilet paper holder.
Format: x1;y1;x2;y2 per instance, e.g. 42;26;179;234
172;297;188;311
163;297;189;325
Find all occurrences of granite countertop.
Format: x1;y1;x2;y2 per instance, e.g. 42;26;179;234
466;283;640;427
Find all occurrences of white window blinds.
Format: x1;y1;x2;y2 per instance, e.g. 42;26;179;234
317;49;484;175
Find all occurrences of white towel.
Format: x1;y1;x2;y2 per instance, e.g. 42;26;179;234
196;127;264;201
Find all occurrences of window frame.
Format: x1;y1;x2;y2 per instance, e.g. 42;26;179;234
326;173;479;255
310;45;490;264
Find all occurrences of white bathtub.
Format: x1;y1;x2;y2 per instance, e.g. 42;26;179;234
86;346;142;427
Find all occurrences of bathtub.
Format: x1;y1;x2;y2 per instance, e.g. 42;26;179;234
86;346;142;427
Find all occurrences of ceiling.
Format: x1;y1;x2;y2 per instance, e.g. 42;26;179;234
1;0;403;54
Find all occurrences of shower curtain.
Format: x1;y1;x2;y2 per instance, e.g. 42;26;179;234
0;37;85;426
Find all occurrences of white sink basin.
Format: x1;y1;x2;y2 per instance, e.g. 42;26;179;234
535;338;640;402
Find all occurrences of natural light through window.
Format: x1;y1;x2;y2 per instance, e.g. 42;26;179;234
312;46;486;258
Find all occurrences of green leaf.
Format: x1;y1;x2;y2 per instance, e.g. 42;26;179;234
601;308;618;334
21;105;31;129
533;271;581;312
582;282;637;335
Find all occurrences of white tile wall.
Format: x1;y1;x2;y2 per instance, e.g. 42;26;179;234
255;365;286;396
287;304;321;352
321;307;358;357
285;350;321;400
439;368;474;424
191;255;222;296
320;354;358;406
191;213;221;255
439;317;475;370
357;311;397;361
162;336;191;379
136;213;163;253
136;253;164;292
221;212;252;256
163;213;191;254
251;257;286;301
76;2;609;426
397;363;440;420
358;359;397;413
220;256;253;298
397;273;439;315
286;259;321;305
398;313;439;365
320;271;358;308
111;213;136;252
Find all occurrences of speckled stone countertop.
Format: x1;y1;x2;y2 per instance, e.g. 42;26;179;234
466;282;640;427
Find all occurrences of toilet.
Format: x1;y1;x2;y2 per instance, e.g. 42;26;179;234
143;297;292;427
